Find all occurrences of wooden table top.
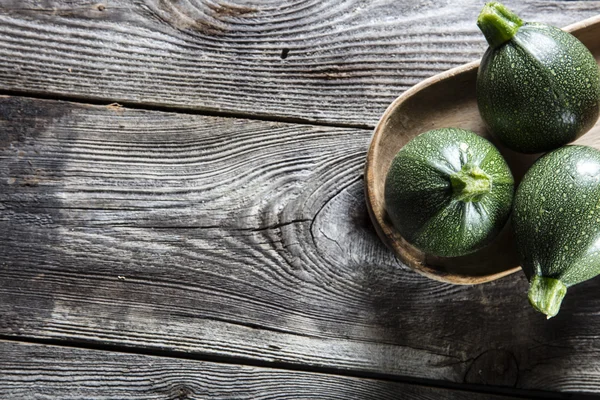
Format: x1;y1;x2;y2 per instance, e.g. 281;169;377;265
2;1;600;399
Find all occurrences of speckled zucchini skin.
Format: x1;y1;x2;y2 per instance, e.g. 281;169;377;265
384;128;514;257
514;145;600;286
477;23;600;154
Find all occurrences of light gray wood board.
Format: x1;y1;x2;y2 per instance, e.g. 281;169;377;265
0;340;528;400
0;1;598;126
2;96;600;394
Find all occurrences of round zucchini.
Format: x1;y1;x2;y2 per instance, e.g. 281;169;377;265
514;145;600;318
476;2;600;153
384;128;514;257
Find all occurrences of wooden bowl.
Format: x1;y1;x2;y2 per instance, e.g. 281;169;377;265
364;15;600;285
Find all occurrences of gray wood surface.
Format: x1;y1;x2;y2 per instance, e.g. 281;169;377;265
3;95;600;396
0;1;598;126
0;340;527;400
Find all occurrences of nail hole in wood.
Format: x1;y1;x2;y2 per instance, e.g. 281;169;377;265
281;48;290;59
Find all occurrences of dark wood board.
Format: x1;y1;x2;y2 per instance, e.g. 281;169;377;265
0;340;530;400
2;96;600;395
0;1;598;126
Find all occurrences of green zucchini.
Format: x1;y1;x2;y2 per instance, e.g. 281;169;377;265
476;2;600;153
384;128;514;257
513;145;600;318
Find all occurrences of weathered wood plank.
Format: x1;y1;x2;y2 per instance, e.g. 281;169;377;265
2;96;600;395
0;340;527;400
0;1;598;126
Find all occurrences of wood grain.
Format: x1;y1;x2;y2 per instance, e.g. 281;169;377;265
0;340;526;400
0;1;598;126
3;96;600;395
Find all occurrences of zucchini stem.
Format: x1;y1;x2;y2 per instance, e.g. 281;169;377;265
477;2;523;48
450;164;491;202
528;275;567;319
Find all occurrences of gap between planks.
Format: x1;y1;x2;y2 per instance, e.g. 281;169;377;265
0;334;588;400
0;88;374;131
